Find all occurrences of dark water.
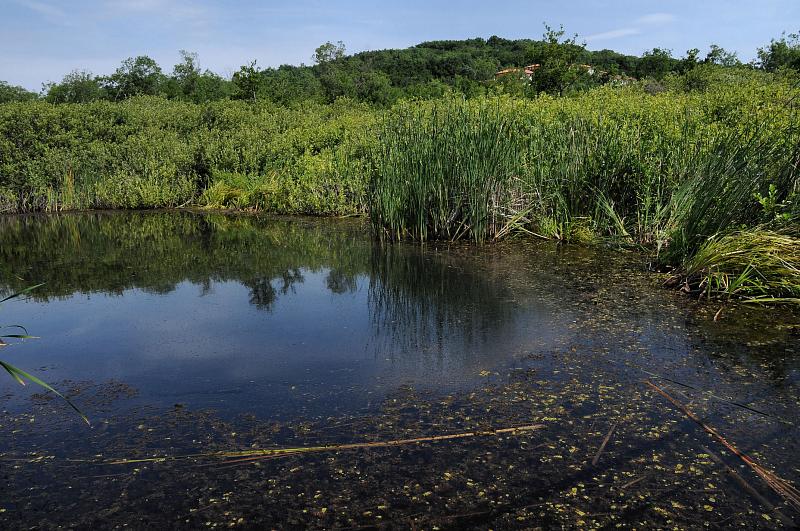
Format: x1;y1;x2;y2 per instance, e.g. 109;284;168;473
0;211;798;529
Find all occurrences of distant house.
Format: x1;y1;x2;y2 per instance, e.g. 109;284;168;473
495;63;602;80
495;64;541;81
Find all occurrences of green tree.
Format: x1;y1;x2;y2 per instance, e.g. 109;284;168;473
171;50;201;98
102;56;165;100
258;65;323;105
313;41;346;64
704;44;740;67
530;24;590;95
43;70;104;103
757;32;800;72
636;48;676;80
232;60;262;101
0;81;37;103
167;50;232;103
679;48;701;73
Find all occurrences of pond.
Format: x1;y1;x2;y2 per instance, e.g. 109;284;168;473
0;211;798;528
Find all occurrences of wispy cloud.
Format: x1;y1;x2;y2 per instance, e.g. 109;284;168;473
585;28;641;42
585;12;676;44
12;0;66;19
636;13;677;25
103;0;211;25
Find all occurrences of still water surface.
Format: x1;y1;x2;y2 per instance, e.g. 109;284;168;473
0;211;797;528
0;211;565;418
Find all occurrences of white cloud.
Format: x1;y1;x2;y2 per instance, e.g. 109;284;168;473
637;13;677;25
585;12;676;44
585;28;641;42
103;0;211;25
12;0;66;19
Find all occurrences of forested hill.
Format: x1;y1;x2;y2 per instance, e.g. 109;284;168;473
1;29;799;106
345;36;642;85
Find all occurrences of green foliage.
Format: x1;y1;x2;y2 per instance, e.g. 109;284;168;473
758;32;800;72
43;70;105;103
0;96;377;214
636;48;678;80
529;25;590;95
19;33;798;108
102;55;166;100
0;81;37;103
704;44;741;67
313;41;347;64
165;50;233;103
370;98;523;241
366;79;800;285
1;70;798;300
682;227;800;302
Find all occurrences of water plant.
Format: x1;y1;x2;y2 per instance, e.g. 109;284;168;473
370;98;523;242
0;285;89;424
678;225;800;303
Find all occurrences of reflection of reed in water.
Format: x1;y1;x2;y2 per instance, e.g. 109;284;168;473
367;243;520;365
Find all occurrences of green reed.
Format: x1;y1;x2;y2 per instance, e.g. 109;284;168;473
370;99;523;242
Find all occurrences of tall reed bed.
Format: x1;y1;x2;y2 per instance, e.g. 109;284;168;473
371;100;523;241
366;84;799;299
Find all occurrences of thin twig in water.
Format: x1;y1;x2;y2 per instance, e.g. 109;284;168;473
620;475;647;490
646;379;800;513
701;445;795;527
104;424;546;466
592;419;620;466
609;359;794;425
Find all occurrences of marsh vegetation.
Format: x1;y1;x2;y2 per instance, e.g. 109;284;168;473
2;70;798;301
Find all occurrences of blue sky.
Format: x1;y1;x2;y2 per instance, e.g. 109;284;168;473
2;0;798;90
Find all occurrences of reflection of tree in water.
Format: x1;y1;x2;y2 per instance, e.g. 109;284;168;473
367;244;520;364
326;268;358;294
246;277;277;310
0;211;368;308
245;269;306;310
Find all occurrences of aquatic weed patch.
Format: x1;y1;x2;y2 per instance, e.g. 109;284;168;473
1;360;798;529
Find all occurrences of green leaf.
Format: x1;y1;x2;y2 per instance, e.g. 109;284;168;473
0;283;45;305
0;361;90;425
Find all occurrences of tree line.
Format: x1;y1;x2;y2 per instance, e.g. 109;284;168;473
2;27;799;106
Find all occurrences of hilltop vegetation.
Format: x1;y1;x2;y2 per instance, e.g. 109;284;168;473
2;28;800;106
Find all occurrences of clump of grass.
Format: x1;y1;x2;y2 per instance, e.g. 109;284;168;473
660;123;800;264
370;98;523;242
680;226;800;303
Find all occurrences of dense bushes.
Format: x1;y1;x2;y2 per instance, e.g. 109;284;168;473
0;97;377;214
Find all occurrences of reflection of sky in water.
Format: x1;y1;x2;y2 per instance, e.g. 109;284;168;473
3;263;563;419
1;212;796;425
1;214;798;530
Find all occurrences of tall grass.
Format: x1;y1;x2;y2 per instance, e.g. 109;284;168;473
661;118;800;264
365;84;799;300
370;100;523;241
